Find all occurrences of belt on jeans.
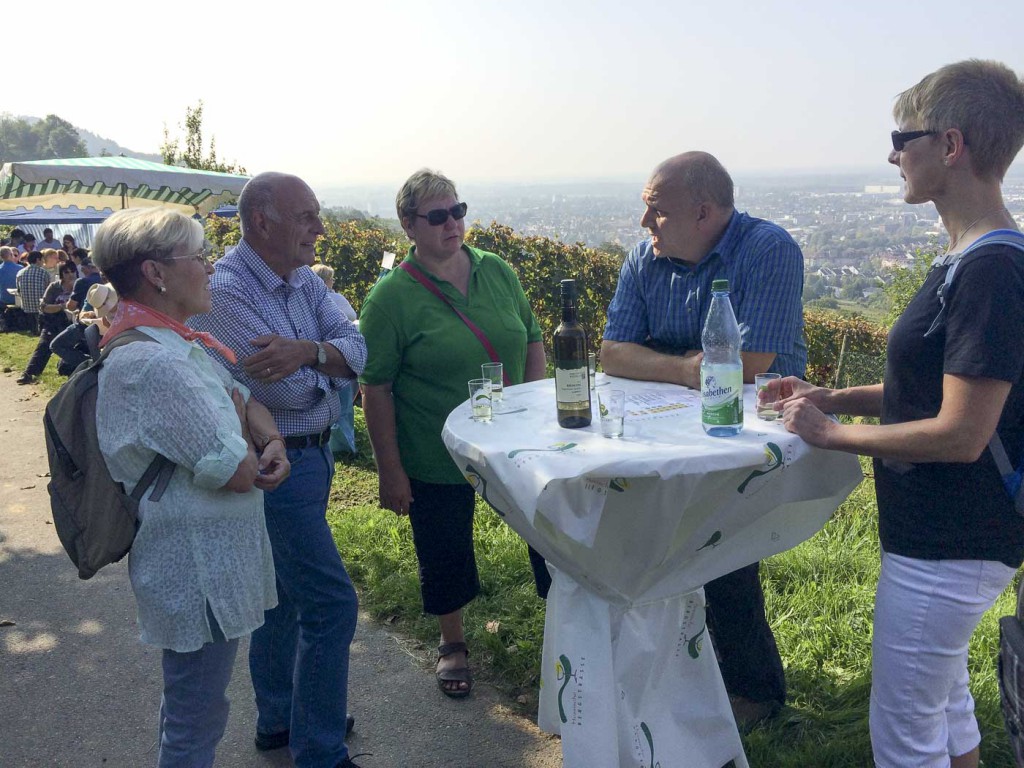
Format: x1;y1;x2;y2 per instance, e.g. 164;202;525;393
283;427;332;450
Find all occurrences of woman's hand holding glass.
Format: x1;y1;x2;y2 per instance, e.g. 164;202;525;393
765;377;839;449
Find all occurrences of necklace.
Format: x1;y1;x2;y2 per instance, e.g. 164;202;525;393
945;205;1010;254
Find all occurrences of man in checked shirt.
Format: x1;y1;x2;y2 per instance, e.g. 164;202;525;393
601;151;806;730
190;172;366;768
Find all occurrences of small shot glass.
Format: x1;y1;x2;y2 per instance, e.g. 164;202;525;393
468;378;493;423
755;373;782;421
481;362;504;405
598;389;625;438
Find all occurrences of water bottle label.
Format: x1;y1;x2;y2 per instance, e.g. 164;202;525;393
701;366;743;426
555;366;589;407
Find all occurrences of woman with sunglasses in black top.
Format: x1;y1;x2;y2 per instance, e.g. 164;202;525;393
767;60;1024;767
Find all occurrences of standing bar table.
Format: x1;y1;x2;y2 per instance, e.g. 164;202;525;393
443;376;862;768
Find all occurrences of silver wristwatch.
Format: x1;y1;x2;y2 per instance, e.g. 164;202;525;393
314;341;327;367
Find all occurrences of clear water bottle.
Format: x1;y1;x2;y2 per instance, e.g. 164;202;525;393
701;279;743;436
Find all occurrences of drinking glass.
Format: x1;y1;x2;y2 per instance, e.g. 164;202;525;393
481;362;504;404
598;389;625;438
755;373;782;421
588;352;597;391
468;379;493;422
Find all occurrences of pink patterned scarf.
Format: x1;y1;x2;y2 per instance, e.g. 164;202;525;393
100;299;237;364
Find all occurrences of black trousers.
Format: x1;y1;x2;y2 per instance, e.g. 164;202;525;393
704;561;786;704
24;322;64;377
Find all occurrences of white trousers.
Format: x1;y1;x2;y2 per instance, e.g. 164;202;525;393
870;550;1016;768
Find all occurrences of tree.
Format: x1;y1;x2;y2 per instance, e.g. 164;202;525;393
161;101;246;174
0;113;86;163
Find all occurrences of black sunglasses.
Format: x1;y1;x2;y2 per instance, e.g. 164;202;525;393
416;202;468;226
891;129;937;152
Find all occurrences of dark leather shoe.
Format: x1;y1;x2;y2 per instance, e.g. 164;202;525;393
254;729;289;751
729;695;781;732
255;714;354;752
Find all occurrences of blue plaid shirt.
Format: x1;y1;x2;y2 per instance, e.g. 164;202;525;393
189;240;367;437
15;264;53;315
603;211;806;378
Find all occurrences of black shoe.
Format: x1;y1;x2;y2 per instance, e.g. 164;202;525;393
16;373;35;385
254;729;289;752
255;714;354;752
336;753;371;768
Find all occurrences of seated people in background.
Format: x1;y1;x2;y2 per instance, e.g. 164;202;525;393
601;151;805;728
51;282;119;375
40;248;60;278
19;234;37;255
62;234;77;255
17;261;76;384
311;263;360;455
15;251;53;334
38;228;61;251
66;258;102;313
0;246;20;305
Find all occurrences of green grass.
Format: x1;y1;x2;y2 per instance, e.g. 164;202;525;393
5;332;1016;765
0;330;66;393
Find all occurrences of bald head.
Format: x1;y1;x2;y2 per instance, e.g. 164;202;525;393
238;171;324;278
650;152;734;210
239;172;313;236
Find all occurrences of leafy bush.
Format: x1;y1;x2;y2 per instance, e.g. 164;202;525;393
804;309;888;389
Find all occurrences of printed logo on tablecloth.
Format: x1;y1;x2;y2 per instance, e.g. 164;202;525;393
674;595;707;660
507;441;581;468
555;653;585;725
631;721;662;768
464;463;506;517
582;476;630;496
736;441;794;495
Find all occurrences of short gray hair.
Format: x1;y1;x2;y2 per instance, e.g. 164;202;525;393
657;152;735;210
396;168;458;223
238;172;291;236
92;208;204;296
311;263;334;284
894;59;1024;181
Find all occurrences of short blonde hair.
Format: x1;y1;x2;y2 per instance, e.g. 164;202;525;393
92;208;204;296
395;168;458;224
894;59;1024;181
311;263;335;285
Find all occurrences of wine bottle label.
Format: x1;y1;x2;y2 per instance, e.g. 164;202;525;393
555;366;589;407
701;364;743;426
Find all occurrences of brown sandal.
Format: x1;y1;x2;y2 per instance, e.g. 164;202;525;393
436;641;473;699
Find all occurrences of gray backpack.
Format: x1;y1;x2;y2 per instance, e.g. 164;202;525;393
43;329;176;580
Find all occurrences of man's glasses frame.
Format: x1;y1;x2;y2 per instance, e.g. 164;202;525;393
416;202;469;226
891;129;937;152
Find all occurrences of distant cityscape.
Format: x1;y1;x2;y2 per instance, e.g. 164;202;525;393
322;170;1024;308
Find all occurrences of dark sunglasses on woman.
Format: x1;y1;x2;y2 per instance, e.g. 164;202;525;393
416;202;469;226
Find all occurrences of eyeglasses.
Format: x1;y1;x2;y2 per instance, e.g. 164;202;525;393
891;129;937;152
165;249;212;266
415;202;468;226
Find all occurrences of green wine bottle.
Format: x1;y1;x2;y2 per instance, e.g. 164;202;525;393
553;279;592;428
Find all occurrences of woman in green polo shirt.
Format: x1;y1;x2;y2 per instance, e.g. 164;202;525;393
360;168;547;699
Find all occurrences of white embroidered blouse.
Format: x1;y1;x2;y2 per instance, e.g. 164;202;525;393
96;327;277;652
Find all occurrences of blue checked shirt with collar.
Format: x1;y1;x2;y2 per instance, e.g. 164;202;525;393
603;210;807;378
188;239;367;438
15;264;53;315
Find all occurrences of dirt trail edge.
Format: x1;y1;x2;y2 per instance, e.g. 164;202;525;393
0;369;561;768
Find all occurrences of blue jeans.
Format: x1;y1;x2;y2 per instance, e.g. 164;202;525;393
249;443;358;768
158;617;238;768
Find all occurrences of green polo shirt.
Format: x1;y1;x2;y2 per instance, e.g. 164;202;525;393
360;245;543;484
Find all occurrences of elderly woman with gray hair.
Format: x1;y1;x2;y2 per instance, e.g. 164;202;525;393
91;207;289;767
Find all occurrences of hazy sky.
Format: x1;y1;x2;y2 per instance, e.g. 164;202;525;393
17;0;1024;191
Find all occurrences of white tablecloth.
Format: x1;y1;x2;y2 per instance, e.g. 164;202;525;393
443;376;863;768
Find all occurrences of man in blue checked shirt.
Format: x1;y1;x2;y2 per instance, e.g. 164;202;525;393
190;172;366;768
602;151;805;729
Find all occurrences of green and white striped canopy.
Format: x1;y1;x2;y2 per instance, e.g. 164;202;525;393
0;157;250;215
